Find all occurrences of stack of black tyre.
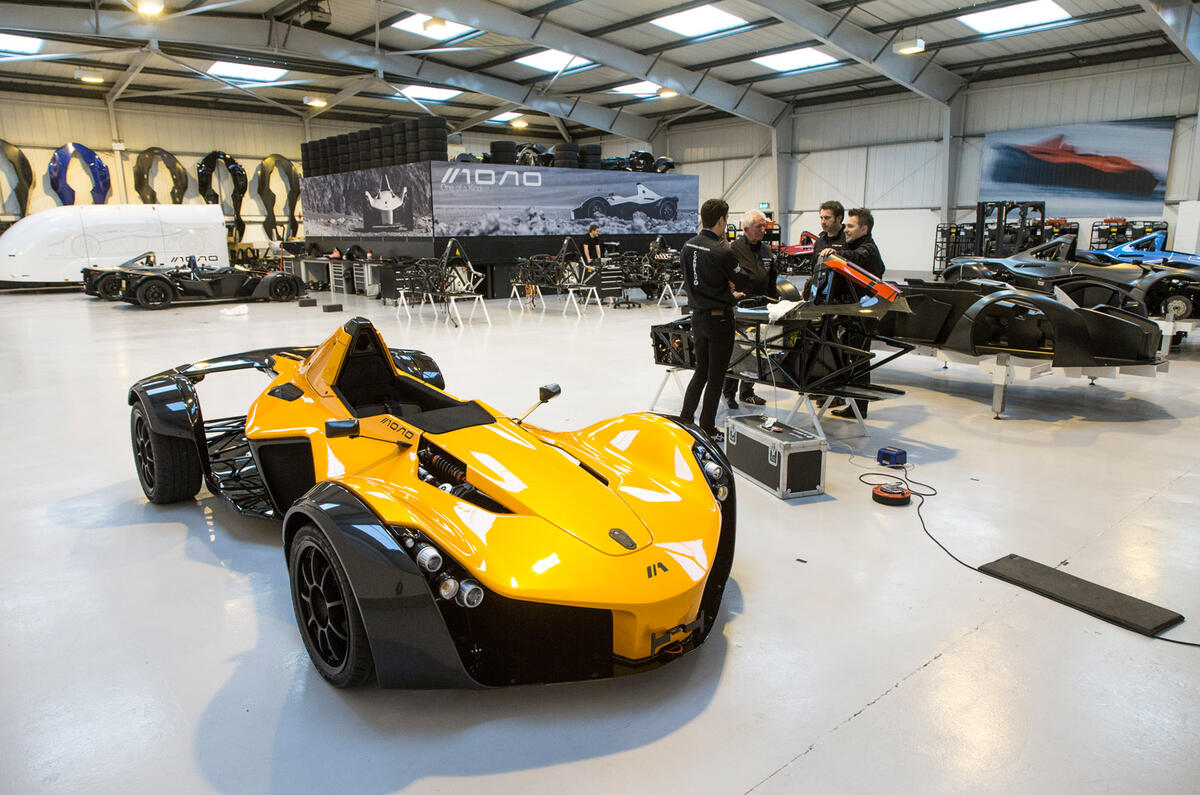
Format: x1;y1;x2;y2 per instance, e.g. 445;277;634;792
579;143;602;169
490;140;518;164
404;119;419;163
553;142;579;168
417;116;449;161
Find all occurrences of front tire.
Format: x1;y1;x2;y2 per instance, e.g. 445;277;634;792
583;197;608;217
657;199;677;221
96;273;121;300
289;525;374;688
130;403;202;504
136;279;173;309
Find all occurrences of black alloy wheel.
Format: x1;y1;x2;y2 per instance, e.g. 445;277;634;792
658;199;677;221
269;277;299;302
584;197;608;217
96;273;122;300
129;403;202;503
136;279;173;309
289;525;374;687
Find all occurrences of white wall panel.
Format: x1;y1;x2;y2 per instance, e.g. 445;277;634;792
963;61;1200;135
722;156;776;210
864;141;942;209
791;148;867;211
793;96;941;151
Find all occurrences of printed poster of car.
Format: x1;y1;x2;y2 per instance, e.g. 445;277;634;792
430;161;699;237
979;118;1173;217
299;163;432;238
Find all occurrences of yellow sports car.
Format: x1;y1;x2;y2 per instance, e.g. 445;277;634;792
128;318;735;688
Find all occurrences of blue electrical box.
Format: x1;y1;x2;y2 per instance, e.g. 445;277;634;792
876;446;907;466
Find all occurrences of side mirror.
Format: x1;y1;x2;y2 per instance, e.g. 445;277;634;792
539;383;562;403
325;418;359;438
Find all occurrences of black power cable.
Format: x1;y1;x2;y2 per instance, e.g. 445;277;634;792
835;447;1200;649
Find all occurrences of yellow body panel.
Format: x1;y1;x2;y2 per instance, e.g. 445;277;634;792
245;325;724;661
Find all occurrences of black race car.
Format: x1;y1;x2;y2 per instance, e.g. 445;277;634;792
573;183;678;221
116;257;303;309
83;251;172;300
943;235;1200;320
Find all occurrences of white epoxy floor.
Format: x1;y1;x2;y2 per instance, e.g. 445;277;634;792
1;290;1198;794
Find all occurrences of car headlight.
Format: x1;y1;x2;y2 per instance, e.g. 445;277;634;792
693;441;730;502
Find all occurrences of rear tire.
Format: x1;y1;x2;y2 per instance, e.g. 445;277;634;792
289;524;374;688
269;276;299;302
136;279;173;309
130;402;202;504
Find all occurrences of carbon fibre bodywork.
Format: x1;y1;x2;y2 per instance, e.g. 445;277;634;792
943;235;1200;319
880;280;1162;367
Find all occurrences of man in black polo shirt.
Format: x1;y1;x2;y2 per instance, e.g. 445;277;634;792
679;198;749;441
581;223;604;264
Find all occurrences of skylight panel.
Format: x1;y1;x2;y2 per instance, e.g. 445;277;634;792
610;81;661;96
957;0;1070;34
0;34;45;54
650;5;747;38
391;14;473;41
206;61;287;82
488;111;522;122
752;48;837;72
400;85;463;101
515;49;591;73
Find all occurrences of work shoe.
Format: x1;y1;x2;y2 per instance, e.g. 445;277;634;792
832;405;865;419
702;428;725;444
725;397;738;409
740;394;767;406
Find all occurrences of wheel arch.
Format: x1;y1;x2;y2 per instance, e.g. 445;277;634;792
283;481;478;689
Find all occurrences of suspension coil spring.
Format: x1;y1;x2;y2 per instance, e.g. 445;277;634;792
423;452;466;485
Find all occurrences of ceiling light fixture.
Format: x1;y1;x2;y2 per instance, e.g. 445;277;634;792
393;13;472;40
207;61;287;82
75;69;104;84
136;0;165;14
303;95;328;108
515;49;591;73
0;33;44;54
400;85;462;101
752;47;837;72
510;119;529;129
489;111;521;122
892;38;925;55
650;5;746;37
657;87;679;98
957;0;1069;34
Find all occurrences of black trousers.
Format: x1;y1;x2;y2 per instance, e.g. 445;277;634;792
722;374;754;401
681;310;734;433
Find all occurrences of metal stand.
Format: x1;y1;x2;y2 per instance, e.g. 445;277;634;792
508;283;545;312
394;289;416;320
563;285;603;317
1154;317;1196;356
781;394;867;440
649;367;689;411
657;280;683;310
441;293;491;327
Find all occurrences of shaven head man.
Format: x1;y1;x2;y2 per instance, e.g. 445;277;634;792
741;209;768;245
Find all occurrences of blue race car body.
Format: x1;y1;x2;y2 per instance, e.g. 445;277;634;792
1081;232;1200;268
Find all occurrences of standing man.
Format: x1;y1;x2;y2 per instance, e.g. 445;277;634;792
581;223;604;264
817;208;886;418
804;200;847;300
679;198;749;442
723;209;778;408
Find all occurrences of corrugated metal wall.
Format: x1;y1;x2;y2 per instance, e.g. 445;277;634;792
4;55;1200;258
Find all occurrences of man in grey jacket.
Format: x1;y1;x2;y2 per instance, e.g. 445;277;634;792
723;209;778;408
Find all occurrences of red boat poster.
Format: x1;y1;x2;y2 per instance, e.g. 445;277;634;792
979;118;1172;216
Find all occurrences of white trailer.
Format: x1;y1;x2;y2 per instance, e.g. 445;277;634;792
1;204;229;287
